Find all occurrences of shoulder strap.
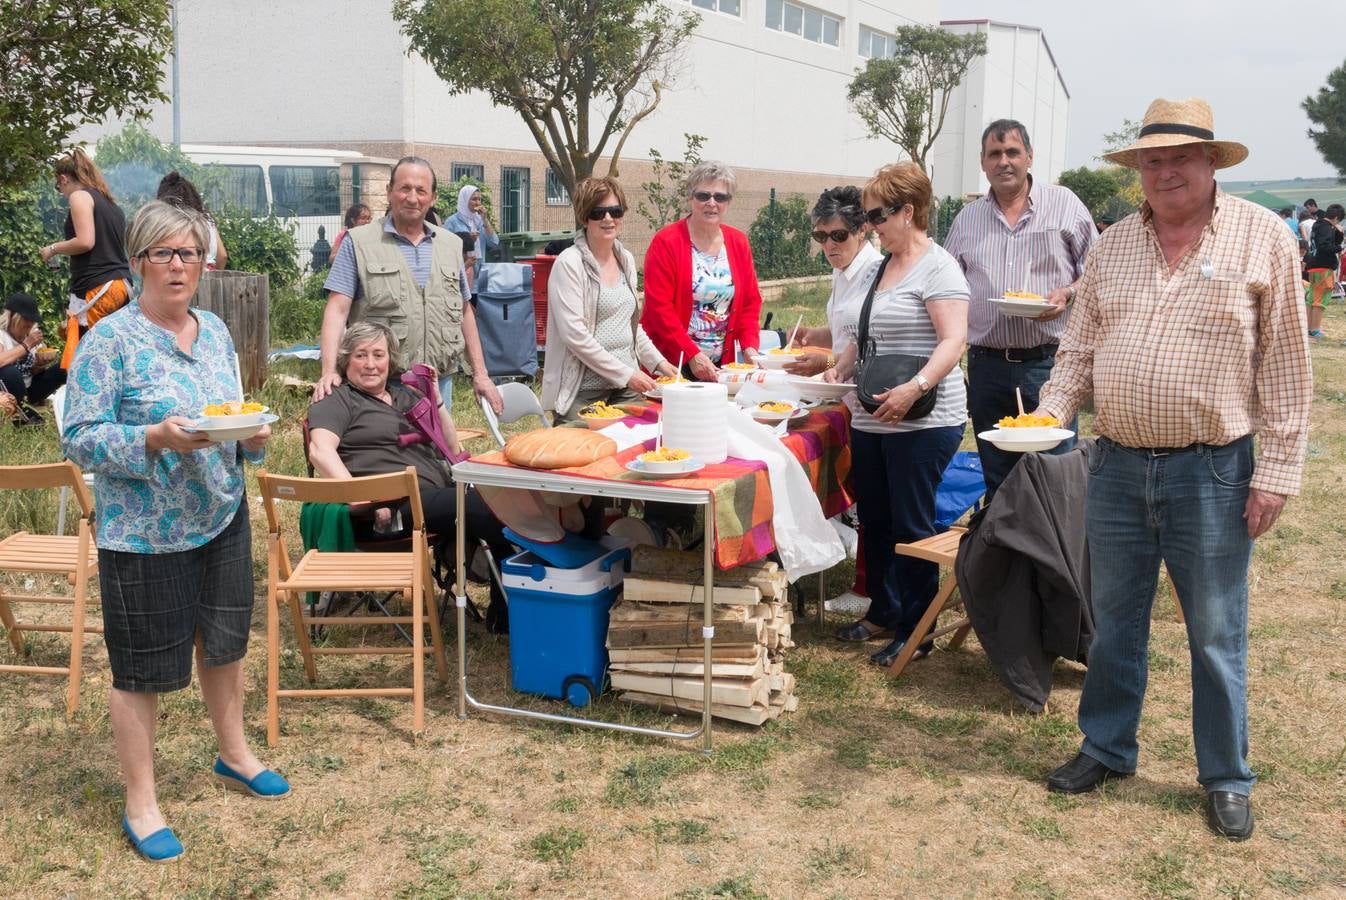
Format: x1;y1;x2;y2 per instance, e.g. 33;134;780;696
855;254;890;364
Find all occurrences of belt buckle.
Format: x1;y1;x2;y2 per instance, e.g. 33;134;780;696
1149;448;1171;457
1002;348;1021;363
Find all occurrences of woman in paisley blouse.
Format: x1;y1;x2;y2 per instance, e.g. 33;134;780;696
63;200;289;863
640;161;762;381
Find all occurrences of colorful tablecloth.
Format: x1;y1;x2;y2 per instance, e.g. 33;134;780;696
468;402;853;570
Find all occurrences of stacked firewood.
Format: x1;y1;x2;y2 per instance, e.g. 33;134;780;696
607;546;798;725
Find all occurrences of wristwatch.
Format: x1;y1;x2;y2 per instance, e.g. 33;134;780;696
912;373;930;392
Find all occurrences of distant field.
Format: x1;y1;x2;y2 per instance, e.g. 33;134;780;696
1224;175;1346;207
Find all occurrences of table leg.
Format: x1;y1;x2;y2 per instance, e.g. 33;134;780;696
456;478;468;719
702;499;714;755
816;570;825;628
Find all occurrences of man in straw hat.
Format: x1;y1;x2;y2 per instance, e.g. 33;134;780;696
1035;98;1312;841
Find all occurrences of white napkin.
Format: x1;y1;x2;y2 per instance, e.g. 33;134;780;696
724;407;845;582
597;421;659;451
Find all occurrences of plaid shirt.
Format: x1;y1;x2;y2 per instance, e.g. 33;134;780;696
1040;191;1312;495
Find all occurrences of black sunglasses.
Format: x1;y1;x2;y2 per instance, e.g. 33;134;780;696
692;191;732;204
587;205;625;221
864;205;902;226
811;228;854;244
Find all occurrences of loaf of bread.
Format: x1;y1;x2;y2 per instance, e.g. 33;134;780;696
504;427;617;469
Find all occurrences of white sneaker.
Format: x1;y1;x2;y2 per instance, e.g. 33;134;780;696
824;590;870;616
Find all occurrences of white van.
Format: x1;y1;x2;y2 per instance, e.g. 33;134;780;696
182;145;390;267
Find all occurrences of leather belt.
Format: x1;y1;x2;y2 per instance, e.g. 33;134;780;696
969;343;1058;363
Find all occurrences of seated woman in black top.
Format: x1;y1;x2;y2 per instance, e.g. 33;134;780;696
306;321;510;563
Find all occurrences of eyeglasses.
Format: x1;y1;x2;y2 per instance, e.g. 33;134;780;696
141;246;205;264
811;228;854;244
692;191;732;204
864;205;902;226
587;205;626;221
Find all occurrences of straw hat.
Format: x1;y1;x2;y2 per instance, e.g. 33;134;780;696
1103;98;1248;170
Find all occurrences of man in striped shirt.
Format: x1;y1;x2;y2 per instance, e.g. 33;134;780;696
1036;98;1312;842
943;119;1096;498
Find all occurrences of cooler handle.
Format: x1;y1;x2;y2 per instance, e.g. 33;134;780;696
600;548;632;574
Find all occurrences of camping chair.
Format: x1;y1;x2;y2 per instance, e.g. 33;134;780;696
0;461;100;716
257;467;449;746
49;386;97;536
480;380;549;447
884;451;985;679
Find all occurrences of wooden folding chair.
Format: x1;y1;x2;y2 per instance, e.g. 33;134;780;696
0;461;100;716
257;467;450;746
884;526;973;678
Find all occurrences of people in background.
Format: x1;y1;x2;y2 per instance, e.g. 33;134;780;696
1304;203;1344;338
40;148;132;369
1037;97;1311;842
943;119;1095;500
316;157;502;415
0;292;66;424
641;161;762;380
156;171;228;271
62;200;288;863
329;203;373;265
445;185;499;274
541;176;676;421
825;163;969;669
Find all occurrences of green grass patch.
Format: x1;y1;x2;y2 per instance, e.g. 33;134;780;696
523;826;586;864
604;752;702;806
673;874;769;899
806;842;864;880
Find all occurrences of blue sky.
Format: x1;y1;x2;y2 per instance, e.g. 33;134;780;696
940;0;1345;180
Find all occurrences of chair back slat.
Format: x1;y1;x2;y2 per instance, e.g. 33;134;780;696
256;467;424;533
0;461;92;511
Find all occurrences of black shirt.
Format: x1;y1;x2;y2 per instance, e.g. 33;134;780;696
1306;218;1343;271
65;189;132;295
307;383;448;489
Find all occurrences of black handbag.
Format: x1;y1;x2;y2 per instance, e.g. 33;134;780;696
853;255;936;419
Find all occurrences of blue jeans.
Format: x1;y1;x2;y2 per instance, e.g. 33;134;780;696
968;349;1077;499
1078;436;1256;795
438;374;454;413
849;425;964;639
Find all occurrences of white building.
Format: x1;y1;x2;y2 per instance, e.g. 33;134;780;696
81;1;1067;234
932;19;1072;198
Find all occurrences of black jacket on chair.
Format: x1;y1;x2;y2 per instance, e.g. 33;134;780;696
955;443;1094;712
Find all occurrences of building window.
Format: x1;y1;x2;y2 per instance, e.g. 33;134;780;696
859;25;896;59
451;163;485;183
500;166;531;232
766;0;839;47
545;168;570;206
689;0;740;16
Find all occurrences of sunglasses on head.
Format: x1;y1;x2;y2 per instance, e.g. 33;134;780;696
811;228;854;244
864;205;903;226
587;205;625;221
692;191;732;204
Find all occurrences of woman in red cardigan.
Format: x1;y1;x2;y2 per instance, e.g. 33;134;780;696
641;161;762;380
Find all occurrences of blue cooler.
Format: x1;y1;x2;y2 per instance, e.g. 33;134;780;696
500;531;630;707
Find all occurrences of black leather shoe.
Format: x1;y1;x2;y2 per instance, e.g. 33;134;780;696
1046;753;1130;794
1206;791;1253;841
869;638;931;667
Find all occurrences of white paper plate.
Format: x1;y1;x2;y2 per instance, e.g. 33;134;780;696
988;296;1053;318
754;353;801;370
785;376;856;401
184;412;279;442
977;426;1074;453
624;459;706;479
747;403;801;422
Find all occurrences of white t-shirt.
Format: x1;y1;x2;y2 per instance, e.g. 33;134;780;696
841;242;970;434
825;242;884;353
0;328;33;388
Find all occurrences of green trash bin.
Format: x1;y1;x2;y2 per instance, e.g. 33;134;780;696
496;230;574;262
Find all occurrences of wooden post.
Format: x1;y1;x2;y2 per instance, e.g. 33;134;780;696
194;270;269;393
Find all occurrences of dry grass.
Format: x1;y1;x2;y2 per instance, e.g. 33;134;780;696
1;298;1344;898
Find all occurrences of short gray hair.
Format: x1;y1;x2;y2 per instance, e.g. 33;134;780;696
685;160;737;198
125;200;210;260
336;321;399;375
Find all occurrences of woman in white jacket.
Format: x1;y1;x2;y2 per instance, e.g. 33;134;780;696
542;177;677;421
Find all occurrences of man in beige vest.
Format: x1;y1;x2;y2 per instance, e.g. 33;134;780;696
315;156;502;413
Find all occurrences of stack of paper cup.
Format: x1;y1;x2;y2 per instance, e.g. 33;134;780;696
662;381;729;463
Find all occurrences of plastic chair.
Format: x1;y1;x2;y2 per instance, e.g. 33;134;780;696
49;386;97;536
480;380;549;447
0;461;100;716
257;466;449;746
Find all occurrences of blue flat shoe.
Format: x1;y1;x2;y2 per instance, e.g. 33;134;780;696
122;814;184;862
213;757;291;799
870;638;932;668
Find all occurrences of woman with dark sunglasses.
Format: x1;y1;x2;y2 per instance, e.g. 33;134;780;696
542;176;677;421
641;161;762;381
826;163;969;668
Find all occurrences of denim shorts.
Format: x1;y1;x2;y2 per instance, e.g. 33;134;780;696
98;499;254;693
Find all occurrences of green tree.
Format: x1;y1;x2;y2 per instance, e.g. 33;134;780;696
1057;166;1121;218
0;0;173;189
748;194;829;281
0;183;67;322
846;25;987;170
1303;59;1346;180
395;0;698;196
1096;119;1144;208
636;133;705;230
